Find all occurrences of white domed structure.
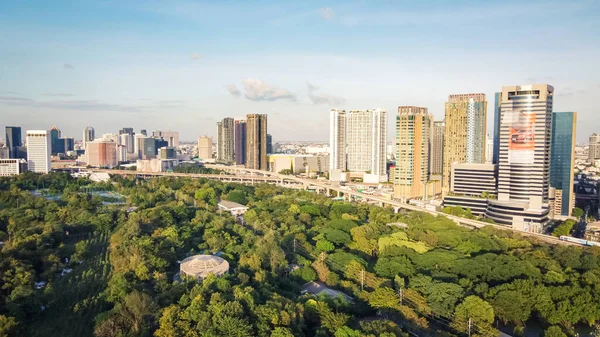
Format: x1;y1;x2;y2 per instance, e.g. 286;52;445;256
179;255;229;280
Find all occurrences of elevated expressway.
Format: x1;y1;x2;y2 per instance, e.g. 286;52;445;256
90;166;578;246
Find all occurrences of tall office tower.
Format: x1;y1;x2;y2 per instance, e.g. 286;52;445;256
493;92;501;164
329;109;347;173
217;118;235;163
5;126;22;159
246;114;268;170
119;134;130;159
429;120;445;179
485;134;494;164
119;128;135;153
119;127;134;135
141;138;158;160
486;84;554;231
394;107;432;199
161;131;179;148
589;133;600;162
266;134;273;154
50;126;65;155
443;93;487;189
550;112;577;217
83;126;95;150
26;130;51;173
197;136;213;160
86;140;118;167
64;138;74;152
234;120;247;165
134;134;147;159
346;109;387;179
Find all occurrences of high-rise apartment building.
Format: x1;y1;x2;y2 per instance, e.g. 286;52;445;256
486;84;553;231
346;109;387;178
443;93;487;189
83;126;95;150
246;114;268;170
394;107;432;199
589;133;600;162
26;130;51;173
234;120;247;165
217;118;235;163
86;140;117;168
550;112;577;217
492;92;501;165
430;120;445;179
329;109;347;172
5;126;22;159
198;136;213;160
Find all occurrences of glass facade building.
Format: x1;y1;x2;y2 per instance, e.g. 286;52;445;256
5;126;22;159
550;112;576;216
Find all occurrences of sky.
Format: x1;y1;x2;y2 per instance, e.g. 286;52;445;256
1;0;599;143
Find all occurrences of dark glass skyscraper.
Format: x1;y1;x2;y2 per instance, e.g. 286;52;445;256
492;92;501;165
550;112;577;216
234;120;247;165
50;126;65;155
5;126;22;159
266;134;273;154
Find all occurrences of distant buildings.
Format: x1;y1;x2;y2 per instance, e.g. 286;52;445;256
485;134;494;164
119;127;135;153
269;154;329;175
266;134;273;154
86;140;117;168
234;120;247;165
5;126;22;159
26;130;51;173
197;136;213;160
443;93;487;189
589;133;600;162
550;112;577;217
137;158;179;173
152;130;179;147
486;84;553;231
394;106;434;199
83;126;95;150
217;117;235;163
246;114;268;170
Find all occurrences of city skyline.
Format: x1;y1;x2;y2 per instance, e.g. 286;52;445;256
1;0;599;142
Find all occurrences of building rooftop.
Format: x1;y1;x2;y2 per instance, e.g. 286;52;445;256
218;200;247;209
301;281;353;302
180;255;229;279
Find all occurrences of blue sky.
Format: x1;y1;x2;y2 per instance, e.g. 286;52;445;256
1;0;599;142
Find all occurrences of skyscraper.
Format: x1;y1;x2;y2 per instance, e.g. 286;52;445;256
246;114;268;170
443;93;487;189
217;118;235;163
50;126;65;155
5;126;22;159
486;84;553;231
429;120;445;179
152;130;179;147
234;120;247;165
83;126;95;150
346;109;387;179
550;112;577;217
394;106;432;199
26;130;51;173
198;136;213;160
329;109;347;173
492;92;501;164
589;133;600;162
119;128;135;153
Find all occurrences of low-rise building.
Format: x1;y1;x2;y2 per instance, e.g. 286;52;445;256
584;222;600;243
0;159;27;176
443;163;497;217
218;200;248;216
137;159;179;173
269;154;329;176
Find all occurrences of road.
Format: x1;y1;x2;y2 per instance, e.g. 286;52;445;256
90;166;581;247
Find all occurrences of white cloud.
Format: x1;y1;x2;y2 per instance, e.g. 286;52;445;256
241;79;296;101
191;53;202;60
317;7;334;20
307;83;345;106
226;84;241;97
